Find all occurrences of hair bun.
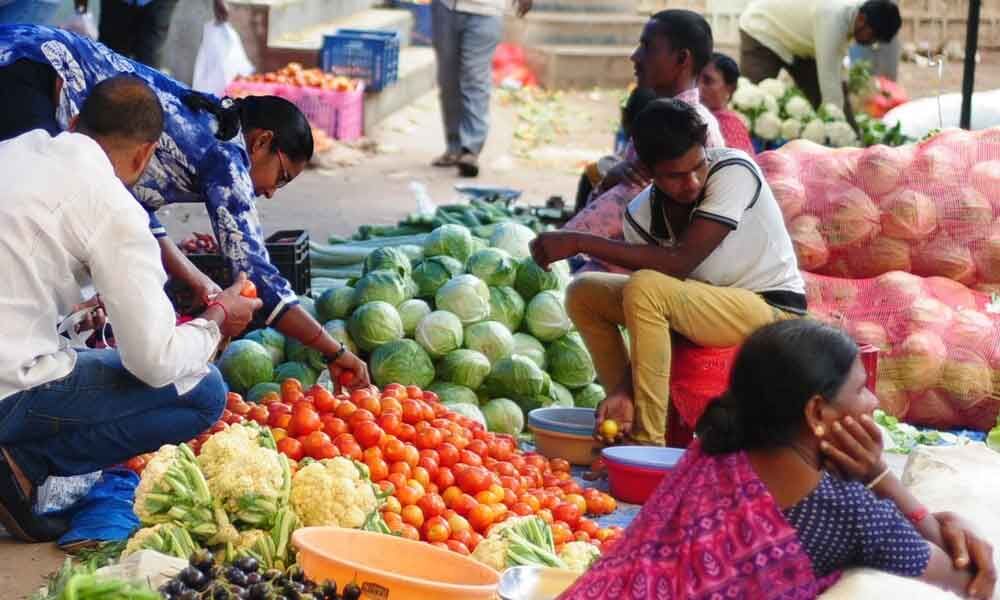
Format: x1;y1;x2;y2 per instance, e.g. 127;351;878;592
695;393;745;454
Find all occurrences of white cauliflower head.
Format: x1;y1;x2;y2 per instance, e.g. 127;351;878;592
133;445;179;522
801;119;828;144
825;121;859;147
291;457;377;528
758;78;787;100
732;85;764;112
820;102;846;122
558;541;602;573
754;112;783;141
762;94;780;116
736;76;754;90
197;424;286;517
784;96;814;120
781;118;803;141
470;533;508;572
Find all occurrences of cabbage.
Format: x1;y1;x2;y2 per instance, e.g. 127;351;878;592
369;339;435;388
545;333;597;388
845;236;911;278
484;355;549;399
913;232;977;285
514;258;568;301
218;340;274;394
415;310;464;358
907;296;954;331
975;233;1000;283
488;286;526;332
442;401;486;427
429;382;479;406
548;381;576;408
247;382;281;403
940;350;993;410
511;333;547;370
438;349;492;389
769;178;805;222
945;309;994;349
488;222;536;260
323;319;358;356
424;224;474;263
412;255;465;298
480;398;525;434
971;160;1000;203
847;321;889;352
573;383;605;409
790;216;829;271
889;330;947;392
352;270;409;307
756;149;799;180
821;188;879;249
524;290;572;342
464;321;515;365
363;246;413;278
285;336;326;372
397;299;431;337
347;301;404;352
274;361;318;388
435;274;491;325
857;145;908;195
243;327;285;366
880;190;938;241
316;286;356;322
943;190;993;241
466;248;518;287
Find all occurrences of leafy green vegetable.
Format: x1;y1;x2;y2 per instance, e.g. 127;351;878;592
243;328;286;367
873;409;942;454
352;270;410;307
464;321;515;365
273;361;318;387
484;355;550;400
438;349;492;390
218;340;275;395
481;398;526;434
573;383;605;409
524;291;572;342
316;286;356;321
429;382;480;406
412;255;466;298
489;286;526;332
435;274;491;325
415;311;465;358
397;299;432;337
466;247;519;287
362;246;413;278
511;333;547;370
424;224;475;263
370;339;436;388
546;333;597;388
348;301;405;352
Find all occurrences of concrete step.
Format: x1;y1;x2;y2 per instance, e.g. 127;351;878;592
524;44;634;88
505;11;645;46
263;8;415;72
532;0;639;13
364;46;437;131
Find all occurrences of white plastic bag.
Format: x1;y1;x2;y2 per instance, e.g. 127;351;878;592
192;21;254;97
63;11;98;40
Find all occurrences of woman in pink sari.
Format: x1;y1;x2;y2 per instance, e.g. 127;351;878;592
700;52;755;156
560;319;995;600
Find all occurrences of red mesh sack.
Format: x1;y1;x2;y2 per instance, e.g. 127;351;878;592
759;128;1000;292
667;335;737;447
805;270;1000;431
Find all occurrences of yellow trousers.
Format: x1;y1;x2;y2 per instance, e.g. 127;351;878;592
565;270;794;445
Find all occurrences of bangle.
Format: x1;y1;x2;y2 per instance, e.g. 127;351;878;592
304;327;324;346
206;301;228;322
906;506;930;526
865;466;891;490
324;345;346;365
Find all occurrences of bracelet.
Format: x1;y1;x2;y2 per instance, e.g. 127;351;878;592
323;345;346;365
865;466;891;490
906;506;930;526
206;301;228;322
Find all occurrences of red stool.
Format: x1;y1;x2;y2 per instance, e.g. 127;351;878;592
666;335;738;448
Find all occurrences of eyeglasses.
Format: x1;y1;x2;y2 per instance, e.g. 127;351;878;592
276;151;291;189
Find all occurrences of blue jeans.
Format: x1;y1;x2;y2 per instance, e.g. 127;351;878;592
0;349;226;486
432;0;502;155
0;0;60;24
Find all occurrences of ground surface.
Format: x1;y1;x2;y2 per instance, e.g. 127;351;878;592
3;53;999;599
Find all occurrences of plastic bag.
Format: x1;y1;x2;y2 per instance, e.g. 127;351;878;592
62;11;98;40
192;21;254;97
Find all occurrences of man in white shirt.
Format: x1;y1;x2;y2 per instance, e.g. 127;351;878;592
739;0;901;110
531;100;806;446
431;0;532;177
0;76;261;542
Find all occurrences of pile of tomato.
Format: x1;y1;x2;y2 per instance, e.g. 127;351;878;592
235;63;361;92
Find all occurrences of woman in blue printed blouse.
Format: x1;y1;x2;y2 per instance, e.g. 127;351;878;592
0;24;370;388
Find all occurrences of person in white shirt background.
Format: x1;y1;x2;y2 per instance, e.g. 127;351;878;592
430;0;532;177
738;0;902;112
0;76;261;543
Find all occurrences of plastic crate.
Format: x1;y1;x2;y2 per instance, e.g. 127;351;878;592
391;0;433;46
266;229;311;297
225;80;365;141
320;30;400;92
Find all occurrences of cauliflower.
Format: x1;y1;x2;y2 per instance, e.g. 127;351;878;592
736;76;754;90
558;541;601;573
819;102;846;122
777;68;795;88
784;95;814;120
762;94;780;116
291;457;377;528
825;121;859;147
133;445;180;523
753;112;783;141
732;85;764;112
470;516;566;572
758;77;787;100
198;424;290;528
801;118;828;144
781;118;803;140
122;523;198;559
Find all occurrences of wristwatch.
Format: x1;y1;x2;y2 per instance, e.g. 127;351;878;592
324;345;346;365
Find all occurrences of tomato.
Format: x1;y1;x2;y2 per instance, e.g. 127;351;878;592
396;423;417;443
276;437;304;461
468;532;484;551
399;524;420;541
578;518;600;538
519;494;541;513
422;390;440;403
259;391;280;405
459;449;483;467
310;387;337;414
595;527;614;542
564;493;587;516
302;431;332;458
553;502;581;528
491;461;517;478
442;485;463;507
551;521;573;546
435;466;455;490
383;438;407;463
247;404;269;425
418;493;447;519
510;502;533;516
280;378;303;402
467;503;495;532
386;473;407;495
402;445;420;468
359;395;382;417
209;420;226;434
389;461;411;478
549;458;571;473
240;279;257;298
367;458;389;482
411;466;431;489
423;516;451;543
401;504;425;529
353;421;384;449
436;442;459;468
524;453;547;471
322;417;349;439
445;539;470;555
334;401;357;420
350;388;372;405
465;439;488;458
396;484;424;507
380;396;403;416
401;399;424;424
453;493;478;517
348;408;376;429
536;508;554;524
445;511;471;536
456;466;491;494
337;370;355;387
585;493;605;515
363;446;383;463
289;404;322;436
270;412;292;430
415;426;443;450
377;412;402;437
402;385;420;399
383;510;404;532
270;428;288;442
501;488;518;508
600;494;617;515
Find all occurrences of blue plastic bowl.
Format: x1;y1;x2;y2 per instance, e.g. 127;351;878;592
527;407;595;437
601;446;686;470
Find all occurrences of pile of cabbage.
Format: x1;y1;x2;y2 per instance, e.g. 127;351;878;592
307;223;605;435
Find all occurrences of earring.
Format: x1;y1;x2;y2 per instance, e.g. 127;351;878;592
814;425;825;437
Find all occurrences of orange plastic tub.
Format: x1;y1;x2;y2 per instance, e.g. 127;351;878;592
292;527;500;600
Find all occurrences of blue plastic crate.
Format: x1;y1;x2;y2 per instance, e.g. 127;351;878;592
391;0;433;46
320;30;400;92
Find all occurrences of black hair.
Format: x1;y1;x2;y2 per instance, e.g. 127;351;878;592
632;98;708;166
621;87;658;135
648;9;714;74
860;0;902;43
183;93;314;162
696;319;860;455
708;52;740;88
78;75;163;143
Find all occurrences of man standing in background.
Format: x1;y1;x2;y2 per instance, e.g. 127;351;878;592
431;0;532;178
